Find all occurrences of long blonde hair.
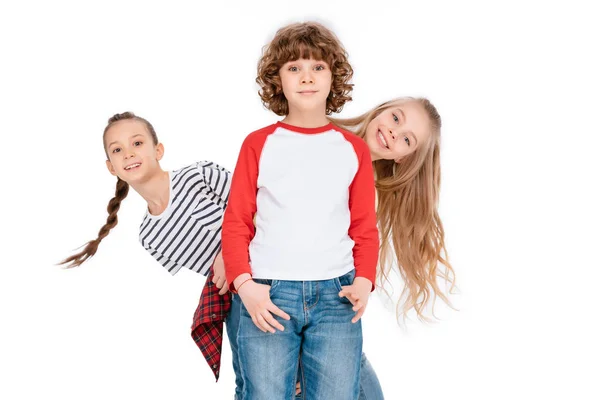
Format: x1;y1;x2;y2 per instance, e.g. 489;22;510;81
331;97;456;321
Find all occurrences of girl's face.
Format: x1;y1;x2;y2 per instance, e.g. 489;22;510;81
365;101;431;162
104;120;163;184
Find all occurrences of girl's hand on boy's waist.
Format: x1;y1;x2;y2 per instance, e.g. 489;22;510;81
338;277;372;323
236;277;291;333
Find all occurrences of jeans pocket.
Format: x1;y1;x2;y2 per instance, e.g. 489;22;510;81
253;278;280;295
334;270;356;304
268;279;280;295
334;269;356;292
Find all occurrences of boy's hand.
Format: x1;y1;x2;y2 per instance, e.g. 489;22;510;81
338;276;372;323
237;278;291;333
211;251;229;295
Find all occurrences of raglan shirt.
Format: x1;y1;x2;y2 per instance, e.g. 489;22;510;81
139;161;231;276
222;121;379;290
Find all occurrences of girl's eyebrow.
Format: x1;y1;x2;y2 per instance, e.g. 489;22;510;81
395;108;405;121
407;131;418;146
108;133;144;148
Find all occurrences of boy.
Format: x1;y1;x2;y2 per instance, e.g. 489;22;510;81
222;22;379;399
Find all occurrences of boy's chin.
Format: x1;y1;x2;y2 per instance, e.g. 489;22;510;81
293;101;327;111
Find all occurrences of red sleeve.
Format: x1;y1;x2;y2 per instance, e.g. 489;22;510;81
222;128;270;290
348;137;379;290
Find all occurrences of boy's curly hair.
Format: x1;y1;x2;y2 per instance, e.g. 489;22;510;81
256;22;353;116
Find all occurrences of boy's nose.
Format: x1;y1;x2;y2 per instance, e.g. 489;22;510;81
301;73;314;84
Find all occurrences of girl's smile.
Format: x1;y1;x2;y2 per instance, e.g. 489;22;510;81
377;129;390;149
124;162;142;171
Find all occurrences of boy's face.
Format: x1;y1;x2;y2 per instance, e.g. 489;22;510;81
279;58;332;113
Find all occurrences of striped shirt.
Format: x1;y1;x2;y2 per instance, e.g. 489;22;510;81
139;161;231;276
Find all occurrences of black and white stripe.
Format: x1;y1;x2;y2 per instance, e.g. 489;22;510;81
139;161;231;276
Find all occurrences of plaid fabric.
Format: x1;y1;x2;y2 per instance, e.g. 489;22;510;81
191;268;232;381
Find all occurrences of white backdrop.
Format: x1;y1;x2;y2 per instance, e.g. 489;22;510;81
1;1;599;399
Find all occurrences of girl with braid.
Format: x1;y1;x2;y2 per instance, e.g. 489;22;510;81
59;111;234;379
60;112;230;278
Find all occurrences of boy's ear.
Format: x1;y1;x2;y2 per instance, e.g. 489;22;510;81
106;160;117;176
156;143;165;161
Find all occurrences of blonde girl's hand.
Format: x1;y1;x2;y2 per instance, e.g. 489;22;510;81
237;279;291;333
338;276;372;323
211;251;229;295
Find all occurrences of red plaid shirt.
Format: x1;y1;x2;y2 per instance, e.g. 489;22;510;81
190;269;232;381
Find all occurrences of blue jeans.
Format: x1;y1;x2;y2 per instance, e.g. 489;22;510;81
226;274;384;400
238;270;362;399
295;352;384;400
226;291;244;400
358;353;385;400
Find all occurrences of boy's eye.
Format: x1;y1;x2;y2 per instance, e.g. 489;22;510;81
393;114;399;123
404;136;410;146
112;148;121;153
134;141;142;146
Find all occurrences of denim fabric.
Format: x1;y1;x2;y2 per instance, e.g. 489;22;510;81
237;270;362;399
358;352;385;400
226;293;243;400
226;271;384;399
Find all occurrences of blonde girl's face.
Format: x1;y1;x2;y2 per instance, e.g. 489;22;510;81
365;101;431;162
104;119;163;184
